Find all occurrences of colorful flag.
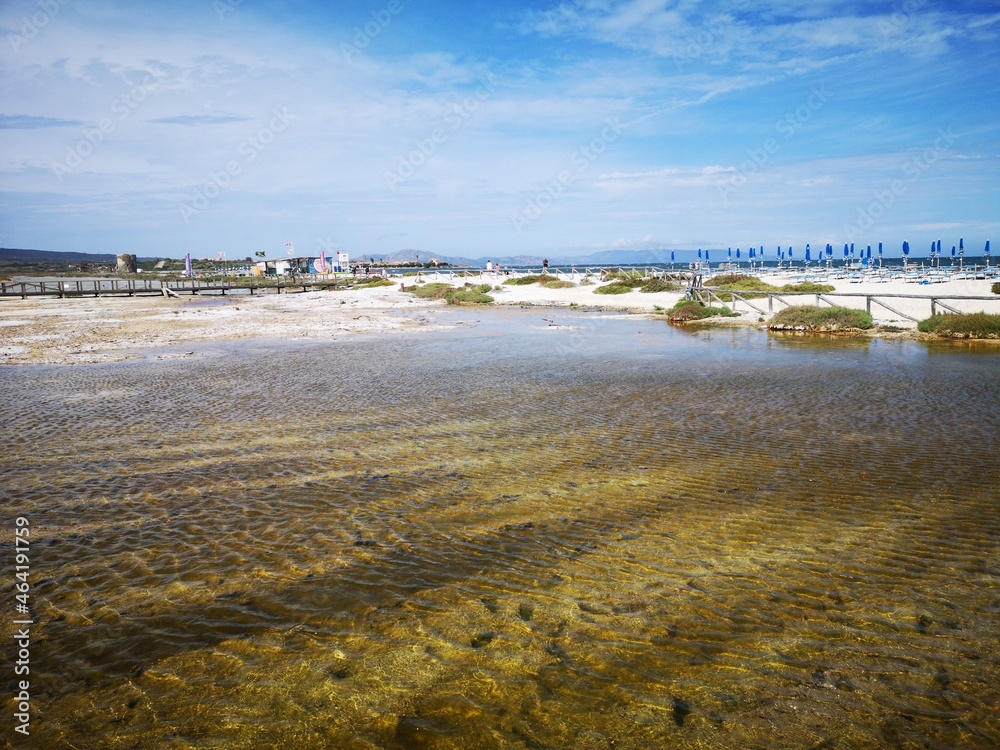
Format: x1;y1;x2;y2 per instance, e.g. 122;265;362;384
318;250;327;273
285;241;294;255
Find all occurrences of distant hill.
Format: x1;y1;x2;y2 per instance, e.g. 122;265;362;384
433;248;698;267
0;248;155;263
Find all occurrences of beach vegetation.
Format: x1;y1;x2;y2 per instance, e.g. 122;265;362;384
504;274;576;289
403;282;493;305
639;278;681;293
403;282;452;299
709;274;834;300
594;281;635;294
542;278;576;289
768;305;874;330
666;298;738;322
992;282;1000;295
917;312;1000;339
445;284;494;305
351;277;395;289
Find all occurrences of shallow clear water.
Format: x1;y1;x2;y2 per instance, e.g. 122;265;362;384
2;309;998;749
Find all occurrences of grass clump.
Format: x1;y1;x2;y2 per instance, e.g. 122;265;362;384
405;282;453;299
355;277;395;288
639;278;681;293
445;285;494;305
541;278;575;289
666;298;738;322
504;274;575;289
917;312;1000;339
504;274;545;285
992;282;1000;295
594;281;634;295
769;305;874;330
404;282;493;304
595;274;650;294
709;274;834;300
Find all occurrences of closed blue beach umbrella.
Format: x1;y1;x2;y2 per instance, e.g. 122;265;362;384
728;247;732;260
937;239;942;255
671;250;675;263
902;240;910;258
959;237;964;256
805;244;811;261
866;244;871;259
698;249;702;259
826;243;832;258
736;248;741;259
878;242;883;257
951;245;956;259
706;249;710;261
850;243;855;258
986;240;991;260
843;244;849;259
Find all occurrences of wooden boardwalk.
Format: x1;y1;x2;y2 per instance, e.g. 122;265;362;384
692;287;999;321
0;278;345;300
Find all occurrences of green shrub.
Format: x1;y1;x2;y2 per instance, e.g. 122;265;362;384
666;301;738;322
917;312;1000;338
503;274;575;289
709;274;834;300
769;305;874;330
991;282;1000;295
405;282;453;299
355;277;395;288
444;286;493;305
640;278;681;293
594;282;633;295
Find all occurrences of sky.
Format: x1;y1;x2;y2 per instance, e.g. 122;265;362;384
1;0;998;261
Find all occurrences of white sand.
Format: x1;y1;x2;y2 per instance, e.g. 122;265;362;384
2;270;998;364
458;268;1000;326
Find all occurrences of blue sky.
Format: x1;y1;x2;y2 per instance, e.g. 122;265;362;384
1;0;998;260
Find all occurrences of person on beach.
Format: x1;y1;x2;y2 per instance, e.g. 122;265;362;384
542;258;549;273
486;260;493;273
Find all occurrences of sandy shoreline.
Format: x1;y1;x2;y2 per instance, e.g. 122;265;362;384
1;272;998;364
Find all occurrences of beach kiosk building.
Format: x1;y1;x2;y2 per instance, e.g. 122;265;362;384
253;252;349;276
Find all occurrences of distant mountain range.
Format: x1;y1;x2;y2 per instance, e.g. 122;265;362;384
0;248;156;263
374;247;692;267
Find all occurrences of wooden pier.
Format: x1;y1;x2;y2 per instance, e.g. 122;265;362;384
0;278;345;300
692;288;1000;322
